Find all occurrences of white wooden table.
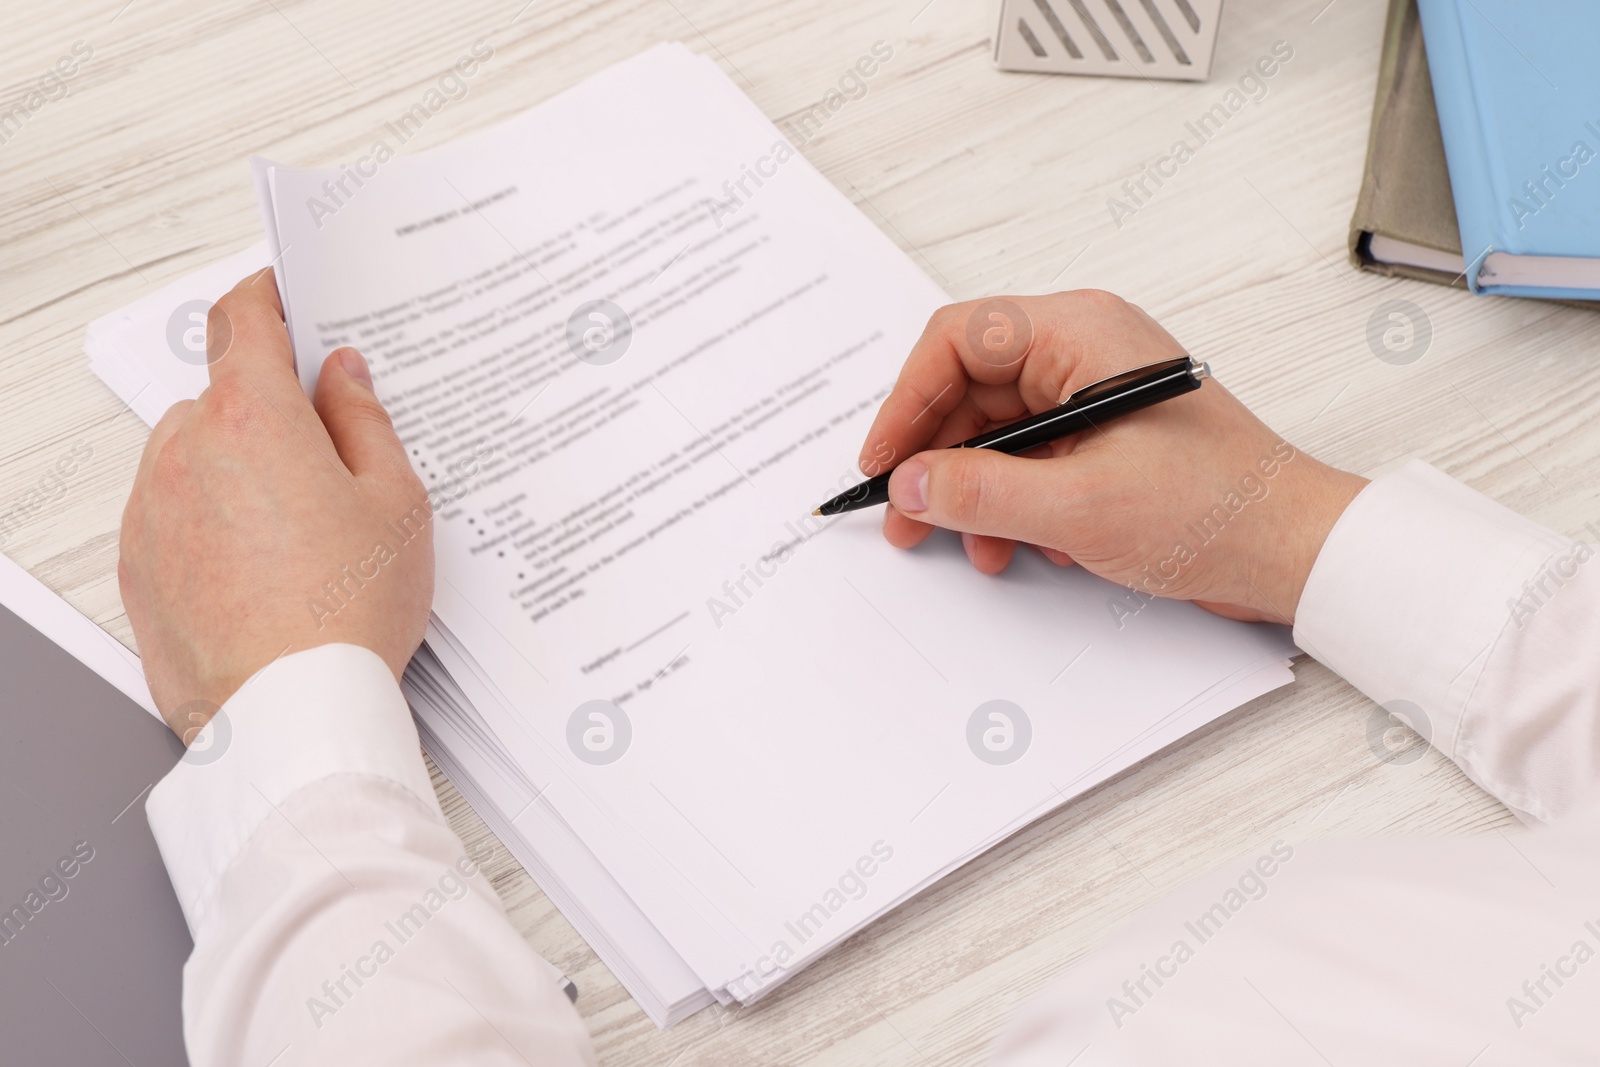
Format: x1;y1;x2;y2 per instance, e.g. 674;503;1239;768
7;0;1590;1062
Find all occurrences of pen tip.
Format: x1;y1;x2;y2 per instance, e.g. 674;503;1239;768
810;508;823;516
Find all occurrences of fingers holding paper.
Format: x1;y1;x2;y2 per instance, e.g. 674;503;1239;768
313;347;419;483
204;267;296;390
860;290;1369;625
119;270;434;735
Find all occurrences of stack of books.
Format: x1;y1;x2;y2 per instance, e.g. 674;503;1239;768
1350;0;1600;302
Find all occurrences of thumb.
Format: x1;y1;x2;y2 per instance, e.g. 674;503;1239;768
887;448;1080;547
313;348;410;480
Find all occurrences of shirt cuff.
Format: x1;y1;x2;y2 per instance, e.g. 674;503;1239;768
145;643;440;934
1293;460;1570;767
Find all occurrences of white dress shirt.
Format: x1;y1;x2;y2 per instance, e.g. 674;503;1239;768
147;460;1600;1065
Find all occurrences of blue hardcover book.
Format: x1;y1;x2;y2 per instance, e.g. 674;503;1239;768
1416;0;1600;299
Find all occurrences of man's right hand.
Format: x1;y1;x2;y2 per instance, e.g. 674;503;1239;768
859;290;1367;625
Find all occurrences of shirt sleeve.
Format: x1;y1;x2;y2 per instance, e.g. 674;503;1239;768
990;462;1600;1066
144;643;595;1067
1292;459;1600;824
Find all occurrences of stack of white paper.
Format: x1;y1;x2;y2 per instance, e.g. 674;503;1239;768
87;44;1295;1026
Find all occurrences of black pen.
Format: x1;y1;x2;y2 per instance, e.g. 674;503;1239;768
812;355;1210;517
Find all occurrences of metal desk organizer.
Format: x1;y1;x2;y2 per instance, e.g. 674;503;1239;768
995;0;1223;81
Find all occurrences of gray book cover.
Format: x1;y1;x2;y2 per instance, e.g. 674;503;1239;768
0;601;190;1065
1348;0;1467;287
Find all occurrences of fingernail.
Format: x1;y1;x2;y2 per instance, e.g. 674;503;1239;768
961;531;977;563
338;347;373;390
889;459;929;513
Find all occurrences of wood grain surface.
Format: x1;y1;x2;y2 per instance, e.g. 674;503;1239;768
5;0;1587;1062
